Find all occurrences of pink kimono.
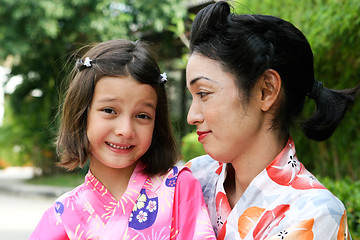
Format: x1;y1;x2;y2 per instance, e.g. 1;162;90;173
30;164;216;239
188;138;351;239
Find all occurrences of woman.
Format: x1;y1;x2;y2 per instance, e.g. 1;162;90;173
186;1;359;239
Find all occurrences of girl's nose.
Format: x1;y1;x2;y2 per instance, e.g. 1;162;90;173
187;101;203;125
115;117;135;138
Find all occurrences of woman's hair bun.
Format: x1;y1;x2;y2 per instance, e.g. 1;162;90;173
190;1;230;51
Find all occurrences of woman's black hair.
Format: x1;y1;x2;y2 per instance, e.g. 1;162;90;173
190;1;360;141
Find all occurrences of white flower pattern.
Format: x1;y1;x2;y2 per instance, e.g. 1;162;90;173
136;210;148;223
146;200;157;212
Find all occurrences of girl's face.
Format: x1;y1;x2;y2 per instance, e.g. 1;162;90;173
186;54;263;164
87;76;157;173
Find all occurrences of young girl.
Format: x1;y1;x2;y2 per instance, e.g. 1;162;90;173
30;39;216;240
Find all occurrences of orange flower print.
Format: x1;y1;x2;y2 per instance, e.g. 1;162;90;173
253;204;290;240
337;211;351;240
238;206;265;239
267;218;314;240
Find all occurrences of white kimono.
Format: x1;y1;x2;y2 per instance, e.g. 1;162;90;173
188;138;351;240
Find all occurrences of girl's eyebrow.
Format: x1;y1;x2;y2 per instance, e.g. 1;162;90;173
96;97;156;110
142;102;156;110
96;97;117;103
189;76;217;85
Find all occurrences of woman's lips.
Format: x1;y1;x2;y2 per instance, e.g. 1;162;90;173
197;131;211;142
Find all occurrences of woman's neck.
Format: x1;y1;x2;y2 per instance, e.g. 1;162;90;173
224;131;287;208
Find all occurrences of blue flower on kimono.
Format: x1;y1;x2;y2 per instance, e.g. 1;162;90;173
129;188;159;230
165;166;179;187
55;202;64;216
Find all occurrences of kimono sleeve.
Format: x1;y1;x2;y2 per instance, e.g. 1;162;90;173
171;169;216;240
29;203;68;240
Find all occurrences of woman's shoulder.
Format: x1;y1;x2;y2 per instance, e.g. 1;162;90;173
186;155;220;174
185;155;222;191
294;186;347;216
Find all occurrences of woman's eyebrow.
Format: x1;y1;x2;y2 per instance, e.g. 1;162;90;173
189;76;217;85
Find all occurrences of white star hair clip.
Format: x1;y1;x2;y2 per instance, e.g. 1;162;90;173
160;72;167;84
76;57;93;71
83;57;92;67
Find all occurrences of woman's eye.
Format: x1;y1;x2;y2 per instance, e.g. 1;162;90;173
102;108;115;114
196;92;209;98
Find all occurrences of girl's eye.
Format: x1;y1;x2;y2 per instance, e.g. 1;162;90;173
102;108;116;114
136;114;151;120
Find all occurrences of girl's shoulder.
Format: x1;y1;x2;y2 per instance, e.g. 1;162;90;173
146;165;200;194
54;182;86;205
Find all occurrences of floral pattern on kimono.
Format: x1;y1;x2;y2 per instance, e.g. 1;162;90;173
30;163;216;240
187;138;351;240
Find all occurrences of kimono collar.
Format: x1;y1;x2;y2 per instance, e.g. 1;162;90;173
85;162;147;196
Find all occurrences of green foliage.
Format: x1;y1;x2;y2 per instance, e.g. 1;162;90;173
235;0;360;180
181;131;206;162
320;177;360;238
26;171;86;188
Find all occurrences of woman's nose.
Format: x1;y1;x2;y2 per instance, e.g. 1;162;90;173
187;101;203;125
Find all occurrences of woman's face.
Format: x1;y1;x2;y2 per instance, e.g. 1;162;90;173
186;53;264;164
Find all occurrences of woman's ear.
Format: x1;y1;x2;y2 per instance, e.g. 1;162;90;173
259;69;282;112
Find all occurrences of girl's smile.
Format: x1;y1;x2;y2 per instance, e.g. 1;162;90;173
106;142;133;150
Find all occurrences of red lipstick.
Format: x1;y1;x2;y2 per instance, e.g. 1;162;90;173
197;131;211;142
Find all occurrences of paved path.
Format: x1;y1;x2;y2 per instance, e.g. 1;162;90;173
0;167;70;239
0;191;56;239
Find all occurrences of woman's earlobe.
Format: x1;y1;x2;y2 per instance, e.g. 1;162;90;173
260;69;282;112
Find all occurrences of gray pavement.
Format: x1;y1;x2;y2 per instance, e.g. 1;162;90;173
0;167;72;198
0;167;72;240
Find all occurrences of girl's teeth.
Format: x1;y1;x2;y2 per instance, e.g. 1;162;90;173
108;143;131;149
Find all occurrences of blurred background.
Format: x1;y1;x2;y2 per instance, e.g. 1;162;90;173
0;0;359;238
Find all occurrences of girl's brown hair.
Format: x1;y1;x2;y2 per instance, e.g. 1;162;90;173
57;39;178;175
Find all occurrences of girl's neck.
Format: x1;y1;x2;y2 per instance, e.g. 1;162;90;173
224;131;287;208
90;162;137;202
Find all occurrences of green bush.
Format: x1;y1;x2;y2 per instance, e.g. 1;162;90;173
320;177;360;238
181;131;206;162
